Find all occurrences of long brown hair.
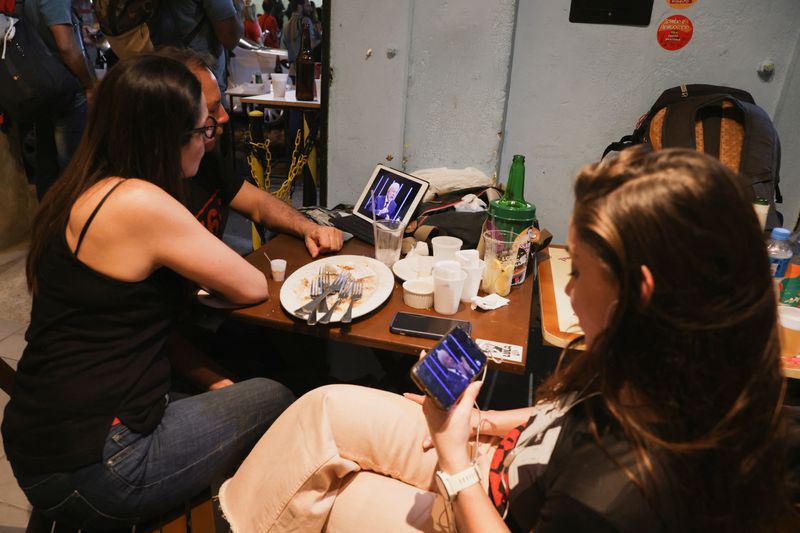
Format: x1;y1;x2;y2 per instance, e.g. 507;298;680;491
538;146;795;530
26;55;202;291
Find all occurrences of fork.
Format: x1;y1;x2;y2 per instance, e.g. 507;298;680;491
316;268;330;316
306;275;324;325
295;272;346;315
341;279;363;324
318;280;352;325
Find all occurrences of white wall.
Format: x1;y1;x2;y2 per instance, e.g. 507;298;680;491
501;0;800;240
327;0;516;208
328;0;800;240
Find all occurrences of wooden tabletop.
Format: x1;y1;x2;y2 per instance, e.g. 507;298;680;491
241;90;321;110
232;234;534;373
537;245;582;348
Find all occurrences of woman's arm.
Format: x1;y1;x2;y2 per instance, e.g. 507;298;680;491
420;382;511;533
69;179;268;304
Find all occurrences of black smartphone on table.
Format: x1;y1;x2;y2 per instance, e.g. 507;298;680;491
409;326;488;410
389;311;472;340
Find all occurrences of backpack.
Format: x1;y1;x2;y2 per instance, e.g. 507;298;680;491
92;0;207;60
603;84;783;229
0;0;81;122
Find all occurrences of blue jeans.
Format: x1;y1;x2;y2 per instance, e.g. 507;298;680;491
33;90;87;200
12;378;294;530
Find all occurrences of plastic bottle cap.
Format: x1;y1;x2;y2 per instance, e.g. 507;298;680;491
771;227;791;240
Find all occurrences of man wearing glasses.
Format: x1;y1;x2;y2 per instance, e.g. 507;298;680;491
156;47;342;394
158;47;343;258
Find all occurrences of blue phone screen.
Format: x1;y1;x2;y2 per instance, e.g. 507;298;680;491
413;327;487;409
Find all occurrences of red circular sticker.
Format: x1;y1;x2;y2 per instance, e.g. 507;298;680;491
665;0;698;8
657;15;693;51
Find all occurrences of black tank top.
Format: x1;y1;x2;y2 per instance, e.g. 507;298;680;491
2;181;183;474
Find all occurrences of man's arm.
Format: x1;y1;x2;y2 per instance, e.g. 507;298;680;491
212;15;244;50
229;181;343;257
49;24;94;98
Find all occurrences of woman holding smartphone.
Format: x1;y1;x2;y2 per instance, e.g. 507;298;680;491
219;147;797;532
1;55;293;529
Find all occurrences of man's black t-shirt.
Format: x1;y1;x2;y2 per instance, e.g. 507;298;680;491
184;150;245;238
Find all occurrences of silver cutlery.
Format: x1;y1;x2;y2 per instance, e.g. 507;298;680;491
341;279;363;324
295;272;346;315
306;275;324;325
318;280;352;325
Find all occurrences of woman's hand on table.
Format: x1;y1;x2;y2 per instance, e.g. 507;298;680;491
304;224;344;257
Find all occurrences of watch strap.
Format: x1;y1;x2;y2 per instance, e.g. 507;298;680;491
436;463;481;501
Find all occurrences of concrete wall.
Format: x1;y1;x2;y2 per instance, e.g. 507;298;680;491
0;131;36;250
327;0;516;208
501;0;800;240
328;0;800;241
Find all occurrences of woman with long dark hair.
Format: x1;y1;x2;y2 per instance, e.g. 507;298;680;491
218;147;797;532
2;55;293;529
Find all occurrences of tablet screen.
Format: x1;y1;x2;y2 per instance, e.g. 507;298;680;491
354;167;427;224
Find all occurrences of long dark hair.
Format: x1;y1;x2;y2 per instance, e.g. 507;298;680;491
26;55;202;291
537;146;795;530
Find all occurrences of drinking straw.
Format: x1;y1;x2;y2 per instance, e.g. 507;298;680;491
371;189;378;242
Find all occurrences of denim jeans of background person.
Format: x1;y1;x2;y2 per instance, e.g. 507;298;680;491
12;378;293;529
33;92;88;200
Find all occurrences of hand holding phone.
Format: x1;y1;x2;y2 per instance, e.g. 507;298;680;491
409;326;487;410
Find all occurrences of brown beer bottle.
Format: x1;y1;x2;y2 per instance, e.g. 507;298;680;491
295;21;315;101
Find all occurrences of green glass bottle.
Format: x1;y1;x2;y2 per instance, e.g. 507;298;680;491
487;155;537;286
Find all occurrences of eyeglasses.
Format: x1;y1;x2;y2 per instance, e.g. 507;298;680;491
186;116;218;140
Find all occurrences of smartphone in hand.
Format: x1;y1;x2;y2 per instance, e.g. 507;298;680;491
409;326;488;410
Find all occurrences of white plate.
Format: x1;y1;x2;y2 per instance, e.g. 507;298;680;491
392;255;437;282
280;255;394;323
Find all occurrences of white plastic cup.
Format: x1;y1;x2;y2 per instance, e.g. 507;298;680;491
455;249;480;269
460;260;484;303
271;78;287;97
778;305;800;357
271;259;287;281
431;236;463;260
315;78;322;100
433;265;467;315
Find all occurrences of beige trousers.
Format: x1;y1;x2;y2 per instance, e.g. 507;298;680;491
218;385;497;533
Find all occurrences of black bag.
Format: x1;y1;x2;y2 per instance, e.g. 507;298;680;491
0;0;81;122
92;0;156;36
603;84;783;229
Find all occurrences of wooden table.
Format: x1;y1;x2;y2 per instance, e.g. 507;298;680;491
538;245;800;380
233;235;535;373
537;245;582;348
241;89;321;110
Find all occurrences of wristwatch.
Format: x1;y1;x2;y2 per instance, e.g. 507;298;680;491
435;463;481;501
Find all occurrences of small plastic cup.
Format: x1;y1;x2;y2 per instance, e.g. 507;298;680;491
315;78;322;100
271;259;287;282
460;260;484;303
433;266;467;315
271;73;288;97
431;236;462;260
455;249;480;269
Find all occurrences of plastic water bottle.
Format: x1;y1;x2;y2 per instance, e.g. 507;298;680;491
768;228;793;289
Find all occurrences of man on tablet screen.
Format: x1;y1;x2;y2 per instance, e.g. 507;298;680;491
436;347;470;393
370;181;400;220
